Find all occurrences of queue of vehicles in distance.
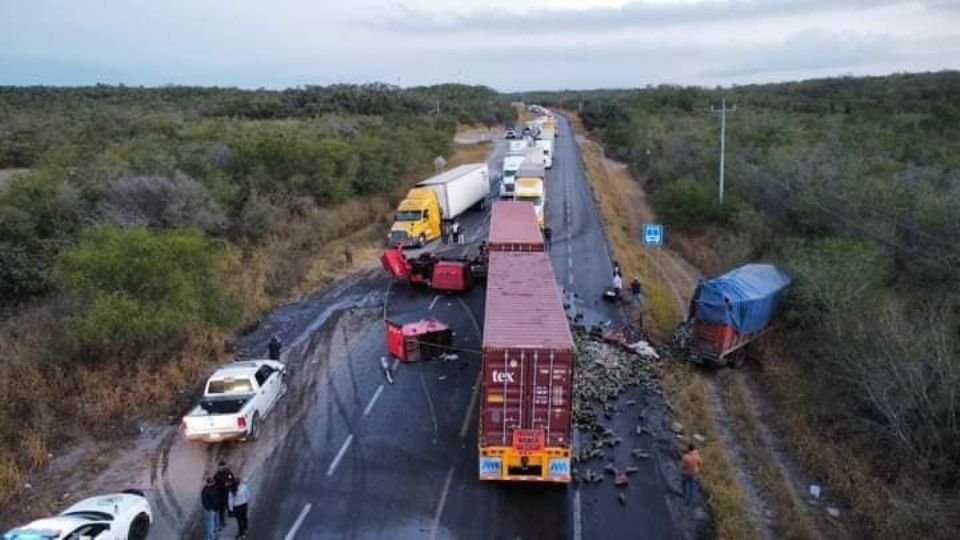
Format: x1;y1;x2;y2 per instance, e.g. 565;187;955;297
499;106;558;230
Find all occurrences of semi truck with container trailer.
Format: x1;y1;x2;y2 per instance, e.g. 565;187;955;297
479;201;574;483
389;163;489;247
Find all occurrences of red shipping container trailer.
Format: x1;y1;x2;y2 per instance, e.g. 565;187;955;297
478;250;575;483
488;201;544;253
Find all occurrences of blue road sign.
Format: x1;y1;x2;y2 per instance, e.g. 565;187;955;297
643;224;664;246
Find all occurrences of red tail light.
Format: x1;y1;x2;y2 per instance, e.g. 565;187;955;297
237;417;247;430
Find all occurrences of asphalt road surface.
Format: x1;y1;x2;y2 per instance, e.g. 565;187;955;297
219;118;682;539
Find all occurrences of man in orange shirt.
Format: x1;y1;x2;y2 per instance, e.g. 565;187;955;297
681;443;703;507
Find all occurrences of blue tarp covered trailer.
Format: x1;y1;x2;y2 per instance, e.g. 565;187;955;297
688;264;791;364
693;264;792;334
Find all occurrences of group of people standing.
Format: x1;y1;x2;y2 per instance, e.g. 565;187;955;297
442;220;466;244
610;261;644;307
201;461;250;540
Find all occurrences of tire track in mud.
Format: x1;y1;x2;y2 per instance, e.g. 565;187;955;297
154;286;385;539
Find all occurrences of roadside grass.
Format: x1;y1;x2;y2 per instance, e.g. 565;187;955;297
517;104;535;124
569;114;757;539
760;344;960;538
720;372;818;540
0;131;497;517
665;366;760;540
448;140;492;168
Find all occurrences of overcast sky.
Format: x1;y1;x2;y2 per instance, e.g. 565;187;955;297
1;0;958;90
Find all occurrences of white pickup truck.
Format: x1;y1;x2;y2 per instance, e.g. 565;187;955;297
181;360;287;443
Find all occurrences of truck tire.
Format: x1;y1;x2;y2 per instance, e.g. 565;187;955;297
247;413;261;441
128;513;151;540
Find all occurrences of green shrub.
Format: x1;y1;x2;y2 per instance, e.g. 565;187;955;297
654;177;732;231
54;227;241;358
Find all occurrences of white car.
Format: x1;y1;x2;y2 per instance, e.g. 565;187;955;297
4;490;151;540
182;359;288;442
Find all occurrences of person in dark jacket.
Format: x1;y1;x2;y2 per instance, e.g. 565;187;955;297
213;461;236;530
631;278;644;306
267;335;282;360
201;476;219;540
543;226;552;250
229;477;251;539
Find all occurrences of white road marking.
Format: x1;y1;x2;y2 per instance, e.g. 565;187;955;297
326;434;354;476
363;384;385;417
430;466;456;540
428;294;440;311
284;503;312;540
573;490;583;540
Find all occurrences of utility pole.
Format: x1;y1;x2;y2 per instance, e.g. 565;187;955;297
710;98;737;205
578;94;584;113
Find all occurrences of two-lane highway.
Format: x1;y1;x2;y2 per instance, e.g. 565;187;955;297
241;117;680;539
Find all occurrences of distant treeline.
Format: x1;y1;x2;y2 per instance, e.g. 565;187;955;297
539;71;960;536
0;83;513;306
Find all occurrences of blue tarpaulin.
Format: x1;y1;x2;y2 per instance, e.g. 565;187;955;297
692;264;792;334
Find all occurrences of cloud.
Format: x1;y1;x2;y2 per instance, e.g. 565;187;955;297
374;0;910;34
418;29;951;90
702;30;898;77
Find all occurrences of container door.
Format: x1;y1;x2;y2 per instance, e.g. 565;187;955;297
481;349;523;447
528;350;573;448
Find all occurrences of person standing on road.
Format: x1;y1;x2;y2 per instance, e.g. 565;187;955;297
214;461;236;530
441;221;449;245
612;273;623;297
451;219;463;244
681;443;703;507
267;335;282;360
631;278;644;306
201;477;219;540
543;226;552;250
229;477;250;539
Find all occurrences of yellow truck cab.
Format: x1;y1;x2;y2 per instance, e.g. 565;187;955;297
514;177;545;229
390;188;442;248
389;163;490;247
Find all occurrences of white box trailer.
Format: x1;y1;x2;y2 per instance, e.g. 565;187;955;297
417;163;490;219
